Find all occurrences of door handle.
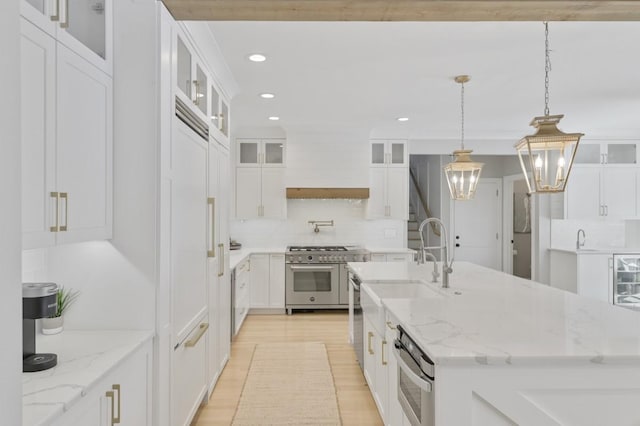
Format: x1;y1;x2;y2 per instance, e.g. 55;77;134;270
218;243;224;277
59;192;68;231
381;340;388;365
59;0;68;28
207;198;215;258
367;331;374;355
50;192;60;232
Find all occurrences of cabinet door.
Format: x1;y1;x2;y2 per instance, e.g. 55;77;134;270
387;167;409;219
20;19;57;249
573;142;602;165
217;147;231;370
237;139;260;166
113;340;152;425
370;141;386;167
606;143;637;165
577;254;612;303
262;140;285;167
363;315;377;390
220;99;229;138
21;0;58;37
206;143;220;388
170;121;208;342
603;168;636;219
566;167;601;219
367;168;387;218
194;63;208;116
388;140;408;167
176;35;192;102
236;167;261;219
375;334;389;422
269;254;286;308
56;0;111;75
385;319;403;426
250;254;270;308
55;43;113;244
261;168;286;218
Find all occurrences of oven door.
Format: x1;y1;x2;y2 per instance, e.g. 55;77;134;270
286;263;340;305
394;341;435;426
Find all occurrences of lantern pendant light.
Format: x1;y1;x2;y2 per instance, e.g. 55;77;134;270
515;22;584;194
444;75;484;201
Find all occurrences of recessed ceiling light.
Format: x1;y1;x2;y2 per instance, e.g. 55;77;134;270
260;93;275;99
268;116;280;121
397;117;409;122
248;54;266;62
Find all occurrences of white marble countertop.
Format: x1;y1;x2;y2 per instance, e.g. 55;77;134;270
359;262;640;366
550;247;640;255
229;247;287;270
348;260;432;282
366;247;416;254
23;330;153;426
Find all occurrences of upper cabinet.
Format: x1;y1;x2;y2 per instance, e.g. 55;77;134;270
21;0;112;75
210;83;231;147
237;139;286;167
573;141;638;166
21;18;112;249
370;140;407;167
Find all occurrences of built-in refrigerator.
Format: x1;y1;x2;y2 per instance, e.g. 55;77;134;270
614;254;640;311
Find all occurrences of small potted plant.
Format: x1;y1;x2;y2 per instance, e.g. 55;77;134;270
41;286;80;335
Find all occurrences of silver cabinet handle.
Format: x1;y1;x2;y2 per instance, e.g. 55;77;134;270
59;192;68;231
218;243;224;277
207;198;215;258
50;192;60;232
185;323;209;347
50;0;60;21
59;0;68;28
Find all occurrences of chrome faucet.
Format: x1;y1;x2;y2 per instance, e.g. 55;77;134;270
576;229;586;250
417;217;454;288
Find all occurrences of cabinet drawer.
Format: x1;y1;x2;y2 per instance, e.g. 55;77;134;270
172;320;208;426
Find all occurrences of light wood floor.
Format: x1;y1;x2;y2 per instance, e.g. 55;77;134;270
192;311;383;425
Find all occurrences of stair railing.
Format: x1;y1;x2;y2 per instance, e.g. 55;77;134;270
409;167;441;238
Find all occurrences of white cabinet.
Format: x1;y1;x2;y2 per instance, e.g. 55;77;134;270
237;139;285;167
363;313;388;423
51;340;152;426
209;83;231;147
21;18;112;250
370;140;408;167
236;167;286;219
550;251;613;303
250;254;270;308
370;252;414;262
385;313;404;426
21;0;112;75
566;167;636;219
234;257;251;335
573;141;638;165
367;167;409;220
250;253;286;309
175;32;210;123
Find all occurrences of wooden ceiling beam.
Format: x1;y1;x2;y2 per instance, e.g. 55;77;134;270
162;1;640;21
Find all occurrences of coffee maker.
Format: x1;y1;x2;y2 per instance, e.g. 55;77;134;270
23;282;59;372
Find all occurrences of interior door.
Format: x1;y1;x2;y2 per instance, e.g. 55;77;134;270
452;179;502;270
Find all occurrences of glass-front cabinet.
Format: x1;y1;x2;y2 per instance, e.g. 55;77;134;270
614;254;640;311
574;141;638;165
237;139;285;167
370;140;407;167
21;0;111;74
175;33;211;123
209;81;230;146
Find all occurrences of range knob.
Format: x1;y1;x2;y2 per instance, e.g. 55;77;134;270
298;256;302;262
307;255;313;261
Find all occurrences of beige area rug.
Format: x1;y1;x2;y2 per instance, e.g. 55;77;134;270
232;342;342;425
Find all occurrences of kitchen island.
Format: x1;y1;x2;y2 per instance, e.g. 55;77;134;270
349;261;640;426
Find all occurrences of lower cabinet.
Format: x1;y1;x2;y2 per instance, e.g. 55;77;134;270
370;252;414;262
234;257;251;335
385;312;405;426
250;253;286;309
172;318;209;426
549;251;613;303
51;339;152;426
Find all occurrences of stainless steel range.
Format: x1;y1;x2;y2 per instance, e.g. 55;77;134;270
285;246;369;314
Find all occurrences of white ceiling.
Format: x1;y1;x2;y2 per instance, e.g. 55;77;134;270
208;21;640;142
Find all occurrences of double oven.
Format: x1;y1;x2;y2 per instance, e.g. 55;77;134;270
285;246;369;314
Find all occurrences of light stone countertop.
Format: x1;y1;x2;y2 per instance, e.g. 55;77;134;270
357;261;640;366
550;247;640;255
348;260;433;283
22;330;153;426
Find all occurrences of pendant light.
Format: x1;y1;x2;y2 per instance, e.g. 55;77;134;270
515;22;584;194
444;75;484;201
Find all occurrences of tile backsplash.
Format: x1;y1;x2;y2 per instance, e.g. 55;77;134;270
230;199;406;248
550;219;626;249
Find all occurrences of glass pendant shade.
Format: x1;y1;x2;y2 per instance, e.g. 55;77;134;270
444;150;484;200
515;114;583;194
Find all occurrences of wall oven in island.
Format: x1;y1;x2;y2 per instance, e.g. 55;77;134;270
394;325;435;426
285;246;369;314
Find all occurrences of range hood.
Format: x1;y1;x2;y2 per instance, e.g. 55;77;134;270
286;188;369;199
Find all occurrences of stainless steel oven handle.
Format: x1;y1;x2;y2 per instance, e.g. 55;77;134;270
289;265;335;271
393;342;433;393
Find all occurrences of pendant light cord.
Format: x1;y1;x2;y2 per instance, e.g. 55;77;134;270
544;21;550;117
460;79;465;150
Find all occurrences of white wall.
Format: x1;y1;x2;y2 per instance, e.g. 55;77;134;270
230;199;406;248
1;0;22;423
